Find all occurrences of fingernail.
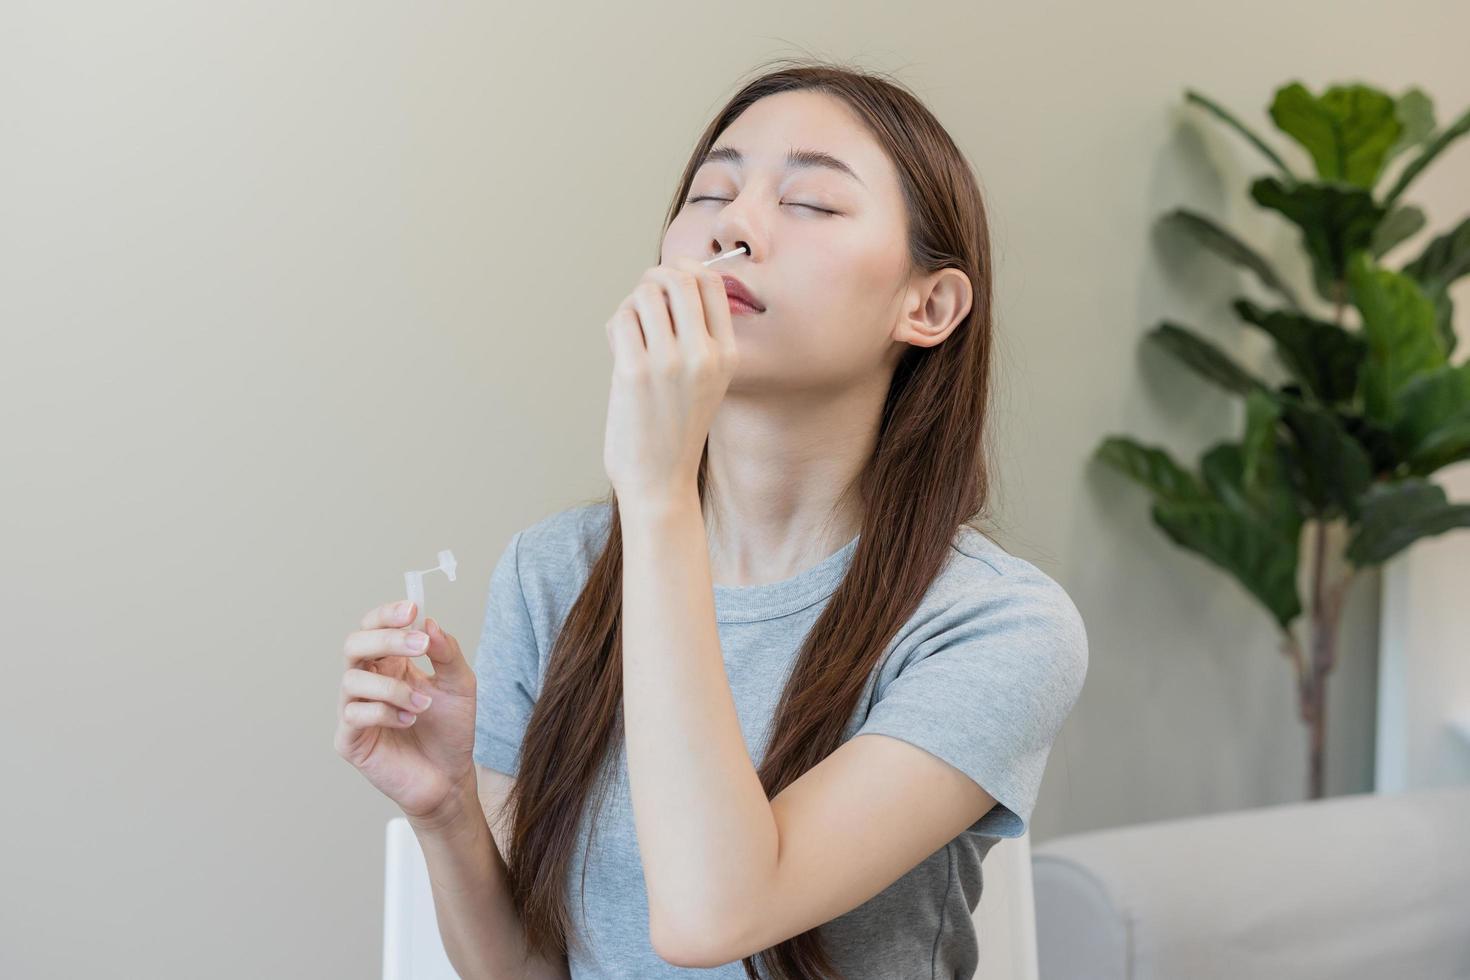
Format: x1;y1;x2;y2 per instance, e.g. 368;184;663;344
406;632;428;652
398;710;416;724
410;692;432;710
395;600;410;620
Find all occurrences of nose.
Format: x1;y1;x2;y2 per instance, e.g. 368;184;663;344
712;237;755;262
711;197;761;262
702;244;750;266
708;240;751;263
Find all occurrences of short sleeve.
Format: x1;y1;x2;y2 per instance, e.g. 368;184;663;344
851;571;1088;839
472;530;541;776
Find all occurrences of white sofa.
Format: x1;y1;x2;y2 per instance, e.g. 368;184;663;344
1030;785;1470;979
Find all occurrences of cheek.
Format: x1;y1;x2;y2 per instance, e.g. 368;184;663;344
822;255;889;319
661;218;703;257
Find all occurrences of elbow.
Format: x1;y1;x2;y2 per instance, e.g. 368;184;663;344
650;906;744;969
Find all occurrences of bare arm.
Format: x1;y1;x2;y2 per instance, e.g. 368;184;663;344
618;492;782;957
617;493;1000;968
408;767;571;980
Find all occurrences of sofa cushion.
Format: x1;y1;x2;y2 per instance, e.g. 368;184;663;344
1031;786;1470;979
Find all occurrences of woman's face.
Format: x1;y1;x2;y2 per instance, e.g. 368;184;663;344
661;89;917;392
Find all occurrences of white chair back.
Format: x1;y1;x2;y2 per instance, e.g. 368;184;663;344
383;817;458;980
971;830;1040;980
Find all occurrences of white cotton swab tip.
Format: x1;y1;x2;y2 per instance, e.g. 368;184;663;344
702;245;749;266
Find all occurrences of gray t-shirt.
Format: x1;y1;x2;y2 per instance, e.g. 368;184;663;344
472;500;1088;979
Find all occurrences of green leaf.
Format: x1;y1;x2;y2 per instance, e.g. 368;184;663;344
1386;88;1436;165
1410;419;1470;475
1241;391;1279;507
1370;205;1426;258
1402;215;1470;294
1346;478;1470;565
1393;362;1470;475
1276;395;1375;519
1094;436;1212;503
1349;251;1448;424
1268;82;1401;188
1151;500;1303;628
1201;441;1249;513
1402;213;1469;354
1148;322;1271;396
1426;284;1457;360
1232;298;1367;404
1340;412;1403;475
1161;208;1302;309
1241;390;1306;538
1185;89;1296;180
1250;177;1385;304
1382;104;1470;209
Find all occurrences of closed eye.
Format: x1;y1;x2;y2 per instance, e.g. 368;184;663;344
684;195;838;216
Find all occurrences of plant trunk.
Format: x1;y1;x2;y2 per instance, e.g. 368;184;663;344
1290;518;1355;801
1300;284;1354;800
1305;664;1327;800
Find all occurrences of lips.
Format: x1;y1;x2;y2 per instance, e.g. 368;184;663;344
720;275;765;312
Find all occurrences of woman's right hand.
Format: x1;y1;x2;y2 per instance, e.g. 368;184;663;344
333;600;478;826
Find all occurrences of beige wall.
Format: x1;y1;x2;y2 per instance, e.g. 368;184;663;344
3;1;1467;976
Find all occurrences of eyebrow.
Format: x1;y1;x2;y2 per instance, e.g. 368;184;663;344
698;144;867;189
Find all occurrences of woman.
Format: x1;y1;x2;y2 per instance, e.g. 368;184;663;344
336;59;1088;979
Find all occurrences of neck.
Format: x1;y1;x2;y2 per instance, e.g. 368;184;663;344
701;378;884;587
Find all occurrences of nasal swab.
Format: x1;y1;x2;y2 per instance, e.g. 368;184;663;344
404;549;457;634
702;244;749;266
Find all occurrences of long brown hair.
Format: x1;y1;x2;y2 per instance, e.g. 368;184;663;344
499;57;1000;979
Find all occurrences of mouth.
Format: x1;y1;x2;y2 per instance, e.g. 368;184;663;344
720;275;766;314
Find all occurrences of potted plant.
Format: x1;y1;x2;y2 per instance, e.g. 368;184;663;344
1096;80;1470;799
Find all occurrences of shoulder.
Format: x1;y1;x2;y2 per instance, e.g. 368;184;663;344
506;498;613;625
907;524;1090;688
848;524;1089;837
513;498;612;572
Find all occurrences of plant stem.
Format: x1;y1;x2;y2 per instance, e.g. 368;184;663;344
1300;518;1359;800
1279;628;1307;707
1305;519;1329;798
1295;297;1357;799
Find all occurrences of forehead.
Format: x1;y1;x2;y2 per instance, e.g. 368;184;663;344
700;90;890;190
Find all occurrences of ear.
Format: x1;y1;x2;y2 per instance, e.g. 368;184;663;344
894;268;973;348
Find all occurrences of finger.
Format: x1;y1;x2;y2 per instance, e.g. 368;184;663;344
429;617;463;663
343;624;430;670
648;262;716;361
607;306;646;369
421;616;470;680
341;667;433;715
361;599;415;631
674;257;736;355
342;698;420;730
629;280;677;367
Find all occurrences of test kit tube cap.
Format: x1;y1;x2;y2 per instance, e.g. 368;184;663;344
404;549;457;634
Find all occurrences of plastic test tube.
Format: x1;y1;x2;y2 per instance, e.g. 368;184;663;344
404;549;457;635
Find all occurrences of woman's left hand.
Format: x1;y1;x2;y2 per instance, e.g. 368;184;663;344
602;256;738;507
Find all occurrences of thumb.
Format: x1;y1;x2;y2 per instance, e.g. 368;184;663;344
423;617;472;685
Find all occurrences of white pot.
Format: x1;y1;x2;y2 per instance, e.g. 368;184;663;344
1373;462;1470;792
